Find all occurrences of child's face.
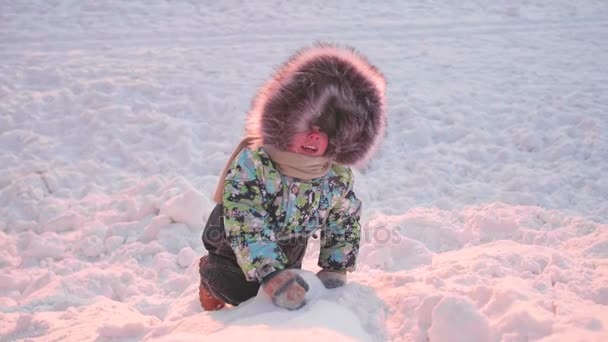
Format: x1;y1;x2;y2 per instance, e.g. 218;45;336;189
289;126;329;156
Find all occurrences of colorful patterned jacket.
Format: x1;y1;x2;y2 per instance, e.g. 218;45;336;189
223;147;361;282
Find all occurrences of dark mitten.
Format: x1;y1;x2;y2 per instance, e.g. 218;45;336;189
316;269;347;289
262;270;309;310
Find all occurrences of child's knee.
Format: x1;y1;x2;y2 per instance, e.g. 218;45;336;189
198;254;260;306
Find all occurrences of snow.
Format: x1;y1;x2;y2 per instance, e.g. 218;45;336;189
427;296;492;342
1;1;607;341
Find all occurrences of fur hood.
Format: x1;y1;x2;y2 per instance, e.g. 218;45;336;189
246;44;387;166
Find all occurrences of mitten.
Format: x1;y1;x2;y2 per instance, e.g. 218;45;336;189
262;269;309;310
316;269;347;289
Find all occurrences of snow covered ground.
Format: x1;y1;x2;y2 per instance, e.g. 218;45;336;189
1;1;607;341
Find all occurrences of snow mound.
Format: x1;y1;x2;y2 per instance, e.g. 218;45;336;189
428;296;492;342
1;0;607;341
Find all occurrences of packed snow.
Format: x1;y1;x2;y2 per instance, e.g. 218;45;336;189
1;1;607;341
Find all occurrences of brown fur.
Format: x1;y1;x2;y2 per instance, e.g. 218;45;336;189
246;43;387;166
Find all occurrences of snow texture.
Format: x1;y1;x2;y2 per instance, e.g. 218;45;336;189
1;1;607;341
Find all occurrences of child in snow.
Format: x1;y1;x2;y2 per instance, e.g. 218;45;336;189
199;44;386;311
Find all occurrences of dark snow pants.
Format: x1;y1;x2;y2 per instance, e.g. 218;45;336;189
199;204;308;306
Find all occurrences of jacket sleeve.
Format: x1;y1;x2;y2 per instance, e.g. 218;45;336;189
318;170;362;272
222;149;287;282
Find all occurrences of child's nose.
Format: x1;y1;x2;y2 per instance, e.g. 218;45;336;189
308;132;320;140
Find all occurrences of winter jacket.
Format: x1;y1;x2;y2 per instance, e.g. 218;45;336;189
217;44;386;282
223;146;361;281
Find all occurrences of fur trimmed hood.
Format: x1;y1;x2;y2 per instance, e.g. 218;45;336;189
246;44;387;166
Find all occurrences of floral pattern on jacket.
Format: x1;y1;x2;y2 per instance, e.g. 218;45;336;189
223;147;361;281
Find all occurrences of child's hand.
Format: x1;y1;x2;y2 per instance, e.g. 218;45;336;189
262;270;309;310
317;269;347;289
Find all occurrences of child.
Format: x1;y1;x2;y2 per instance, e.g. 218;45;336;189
199;44;386;311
